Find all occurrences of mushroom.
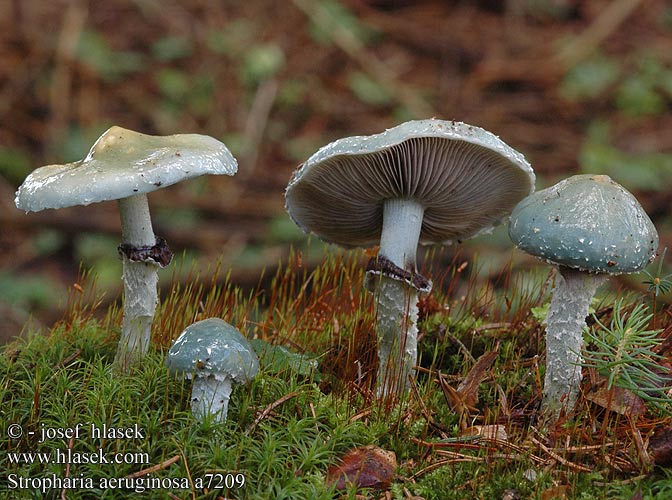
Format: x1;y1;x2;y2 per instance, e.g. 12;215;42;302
285;119;535;398
508;174;658;417
165;318;259;423
14;126;238;372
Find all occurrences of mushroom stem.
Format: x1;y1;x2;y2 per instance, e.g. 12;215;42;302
542;266;607;417
119;194;156;246
191;376;233;423
375;278;419;398
114;194;159;372
379;198;424;270
375;198;425;399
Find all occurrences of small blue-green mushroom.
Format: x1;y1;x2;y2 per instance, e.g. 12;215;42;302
509;174;658;418
166;318;259;423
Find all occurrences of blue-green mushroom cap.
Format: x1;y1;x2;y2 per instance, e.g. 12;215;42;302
15;126;237;212
509;174;658;274
166;318;259;383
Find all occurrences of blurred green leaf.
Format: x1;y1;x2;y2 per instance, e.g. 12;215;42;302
205;31;230;55
580;123;672;192
0;147;31;185
154;206;200;229
250;338;319;378
233;245;266;269
151;36;192;61
153;69;214;123
219;132;244;158
615;74;666;117
613;54;671;117
307;0;374;45
155;68;190;101
241;43;285;85
76;30;144;81
392;105;416;124
277;79;308;109
660;69;672;97
662;6;672;31
74;233;119;261
560;56;620;101
266;216;307;244
283;133;324;162
205;20;256;56
0;272;61;309
186;75;215;118
74;233;121;288
347;71;392;106
58;125;110;163
32;230;66;256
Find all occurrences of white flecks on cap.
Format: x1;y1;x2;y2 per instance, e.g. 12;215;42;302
15;126;238;212
166;318;259;384
509;174;658;274
285;119;535;248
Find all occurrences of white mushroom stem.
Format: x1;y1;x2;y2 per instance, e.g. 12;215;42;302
190;375;233;423
113;193;159;372
375;198;425;399
542;267;607;417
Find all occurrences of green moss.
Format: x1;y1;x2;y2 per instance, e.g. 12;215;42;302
1;251;670;499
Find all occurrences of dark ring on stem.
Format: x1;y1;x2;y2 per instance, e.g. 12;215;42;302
118;236;174;268
365;256;432;294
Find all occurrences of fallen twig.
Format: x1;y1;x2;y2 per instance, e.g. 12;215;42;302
125;455;180;479
172;438;196;500
554;0;645;69
409;376;449;440
530;436;593;473
245;391;300;434
56;349;81;370
410;454;484;480
60;434;74;500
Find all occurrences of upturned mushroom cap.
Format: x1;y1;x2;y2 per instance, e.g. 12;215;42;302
15;126;238;212
508;174;658;274
285;119;535;248
166;318;259;383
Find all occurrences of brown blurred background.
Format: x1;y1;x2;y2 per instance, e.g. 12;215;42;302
1;0;671;342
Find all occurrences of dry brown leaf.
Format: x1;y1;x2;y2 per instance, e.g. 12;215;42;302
441;350;498;413
541;485;569;500
584;376;646;417
462;424;508;441
327;445;397;491
502;490;522;500
648;425;672;467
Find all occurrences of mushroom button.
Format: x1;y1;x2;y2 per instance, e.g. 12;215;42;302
166;318;259;423
285;119;535;399
15;126;238;372
508;174;659;418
